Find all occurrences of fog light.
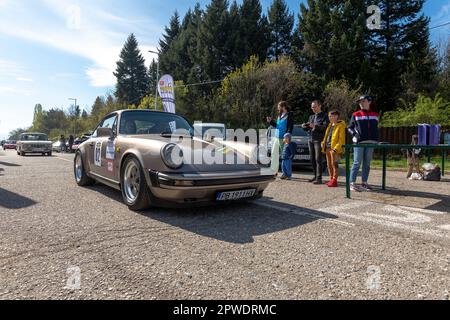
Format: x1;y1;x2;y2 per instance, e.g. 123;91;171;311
174;180;195;186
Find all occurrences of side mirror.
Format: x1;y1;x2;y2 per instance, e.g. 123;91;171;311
97;127;114;138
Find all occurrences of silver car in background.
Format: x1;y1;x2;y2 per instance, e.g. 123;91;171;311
17;133;52;156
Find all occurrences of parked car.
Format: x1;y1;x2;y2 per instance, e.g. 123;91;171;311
74;110;275;210
17;133;52;156
52;140;63;152
2;140;17;150
193;123;226;141
266;125;327;170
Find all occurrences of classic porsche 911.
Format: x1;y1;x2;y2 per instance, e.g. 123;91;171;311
74;110;275;210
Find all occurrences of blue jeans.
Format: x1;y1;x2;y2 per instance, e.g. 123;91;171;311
350;147;374;183
282;159;293;178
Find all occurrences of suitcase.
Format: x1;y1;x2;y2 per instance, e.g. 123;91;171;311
429;125;441;145
418;124;430;145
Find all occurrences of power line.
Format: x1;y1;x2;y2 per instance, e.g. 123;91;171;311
174;79;224;88
430;21;450;30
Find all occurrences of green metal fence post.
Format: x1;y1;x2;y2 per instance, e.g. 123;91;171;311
346;145;351;199
382;147;387;190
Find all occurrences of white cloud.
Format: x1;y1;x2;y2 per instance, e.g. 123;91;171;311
0;0;162;87
16;77;33;82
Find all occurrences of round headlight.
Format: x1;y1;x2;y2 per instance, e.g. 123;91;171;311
161;143;184;169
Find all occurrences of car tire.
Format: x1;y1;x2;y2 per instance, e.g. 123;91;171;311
20;151;25;156
120;156;152;211
48;152;52;157
74;152;95;186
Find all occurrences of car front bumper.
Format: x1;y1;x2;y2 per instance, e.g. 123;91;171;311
148;169;276;205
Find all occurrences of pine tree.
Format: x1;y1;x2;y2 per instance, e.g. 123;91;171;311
159;11;181;54
114;34;150;106
91;96;105;118
159;11;182;76
370;0;437;111
235;0;270;65
147;59;158;96
197;0;233;81
294;0;367;86
267;0;294;61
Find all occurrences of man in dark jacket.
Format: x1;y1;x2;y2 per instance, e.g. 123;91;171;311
68;135;75;153
348;95;380;192
302;100;329;184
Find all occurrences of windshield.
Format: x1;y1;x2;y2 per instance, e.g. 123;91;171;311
20;134;48;141
119;111;193;135
292;126;308;137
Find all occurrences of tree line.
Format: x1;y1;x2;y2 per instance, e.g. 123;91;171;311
9;0;450;140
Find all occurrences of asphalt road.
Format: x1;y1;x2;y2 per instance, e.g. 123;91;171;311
0;149;449;300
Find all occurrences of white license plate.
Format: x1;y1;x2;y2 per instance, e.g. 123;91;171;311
216;189;256;201
294;155;310;160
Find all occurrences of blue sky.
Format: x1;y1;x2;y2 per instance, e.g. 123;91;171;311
0;0;449;139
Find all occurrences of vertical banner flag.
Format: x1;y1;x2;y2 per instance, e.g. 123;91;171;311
158;74;175;114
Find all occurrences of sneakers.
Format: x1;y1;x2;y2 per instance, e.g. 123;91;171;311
313;179;323;185
350;183;372;192
350;183;361;192
327;179;338;188
280;175;287;180
308;177;317;183
360;183;373;191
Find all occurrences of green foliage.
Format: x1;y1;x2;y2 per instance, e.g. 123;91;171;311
216;56;321;129
382;94;450;127
323;80;362;121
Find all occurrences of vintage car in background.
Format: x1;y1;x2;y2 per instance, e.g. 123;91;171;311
2;140;17;150
193;122;226;141
17;133;52;156
74;110;275;210
266;125;327;171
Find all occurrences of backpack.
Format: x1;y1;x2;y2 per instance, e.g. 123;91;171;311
422;163;441;182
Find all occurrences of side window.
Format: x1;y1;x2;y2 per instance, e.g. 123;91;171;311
102;116;117;132
92;115;117;137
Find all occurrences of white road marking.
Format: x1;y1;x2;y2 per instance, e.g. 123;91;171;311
54;157;73;163
255;202;355;227
319;201;450;239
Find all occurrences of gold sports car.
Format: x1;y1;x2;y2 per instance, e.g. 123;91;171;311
74;110;275;210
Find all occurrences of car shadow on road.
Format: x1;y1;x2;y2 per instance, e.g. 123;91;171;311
0;187;37;209
84;183;340;244
0;161;21;167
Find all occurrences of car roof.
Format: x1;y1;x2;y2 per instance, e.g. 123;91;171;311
21;132;47;135
110;109;174;116
194;123;225;127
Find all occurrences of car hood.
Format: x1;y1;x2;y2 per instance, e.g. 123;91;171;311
123;135;262;173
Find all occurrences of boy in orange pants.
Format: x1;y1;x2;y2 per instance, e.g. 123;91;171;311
321;110;346;187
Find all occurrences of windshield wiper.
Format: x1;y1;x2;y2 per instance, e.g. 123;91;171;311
160;131;193;138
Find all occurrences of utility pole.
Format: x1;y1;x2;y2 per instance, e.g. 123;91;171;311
148;50;159;111
68;98;77;135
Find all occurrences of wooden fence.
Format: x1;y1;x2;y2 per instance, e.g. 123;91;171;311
344;126;450;145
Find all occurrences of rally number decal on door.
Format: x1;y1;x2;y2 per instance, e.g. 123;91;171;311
94;141;102;167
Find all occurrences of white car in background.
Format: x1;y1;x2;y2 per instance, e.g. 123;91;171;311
193;123;226;141
16;133;52;156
